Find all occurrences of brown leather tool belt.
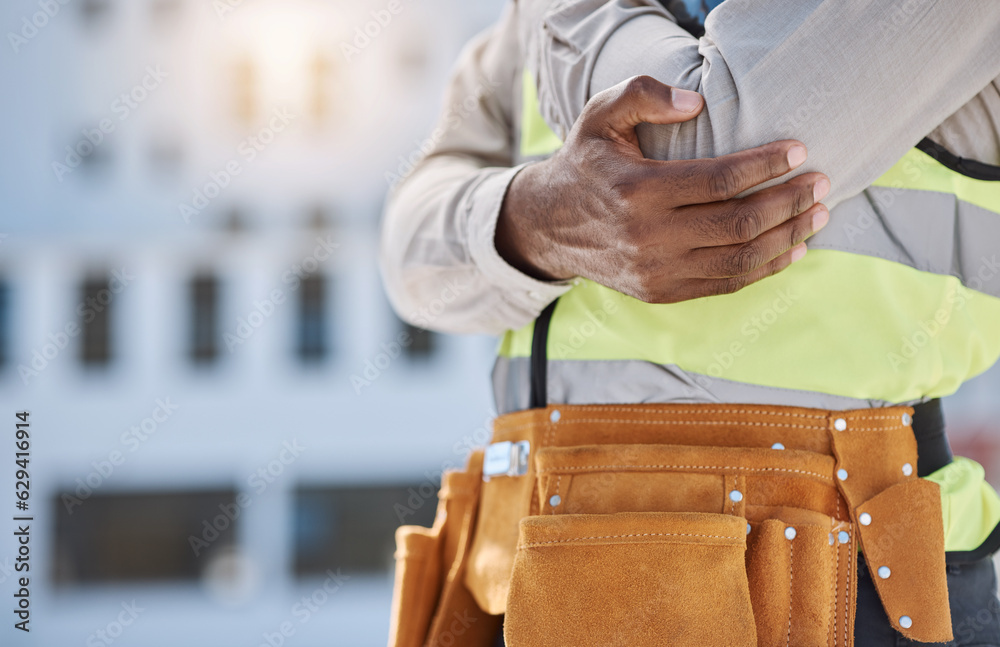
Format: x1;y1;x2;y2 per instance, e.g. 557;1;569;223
389;401;952;647
466;402;951;647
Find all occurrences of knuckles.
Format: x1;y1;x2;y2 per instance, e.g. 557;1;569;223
608;177;644;211
621;75;659;104
731;243;764;277
715;274;751;297
727;203;765;243
705;163;744;201
703;242;762;279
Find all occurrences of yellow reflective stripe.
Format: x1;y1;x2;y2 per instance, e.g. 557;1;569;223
519;69;564;157
498;321;532;358
871;148;1000;215
498;250;1000;404
925;457;1000;552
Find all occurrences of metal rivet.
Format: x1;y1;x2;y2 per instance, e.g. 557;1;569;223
899;615;912;629
902;413;912;426
550;409;561;423
549;495;561;507
771;442;785;450
785;527;797;540
834;418;847;431
746;523;752;535
878;566;891;579
729;490;744;502
859;512;872;526
838;530;850;544
829;533;835;545
837;468;848;481
902;463;913;477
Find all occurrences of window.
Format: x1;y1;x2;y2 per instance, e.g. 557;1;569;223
0;280;8;368
401;321;436;360
396;36;428;75
148;138;183;176
150;0;182;26
297;274;328;362
293;484;437;577
307;205;333;232
309;53;333;123
79;277;112;366
53;489;238;584
233;58;256;125
188;274;219;363
223;207;247;234
79;0;111;25
67;132;112;177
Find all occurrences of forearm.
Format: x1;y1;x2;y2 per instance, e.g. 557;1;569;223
528;0;1000;207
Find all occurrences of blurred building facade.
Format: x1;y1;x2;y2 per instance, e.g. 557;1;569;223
0;0;503;645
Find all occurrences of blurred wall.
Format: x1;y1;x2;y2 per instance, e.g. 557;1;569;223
0;0;503;645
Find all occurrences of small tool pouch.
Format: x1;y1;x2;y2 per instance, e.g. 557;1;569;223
745;518;854;647
504;512;757;647
389;525;443;647
466;410;545;615
827;410;953;643
388;450;501;647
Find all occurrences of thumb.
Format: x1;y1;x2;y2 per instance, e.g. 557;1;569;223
587;75;703;136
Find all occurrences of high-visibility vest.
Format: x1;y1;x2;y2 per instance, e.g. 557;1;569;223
497;69;1000;556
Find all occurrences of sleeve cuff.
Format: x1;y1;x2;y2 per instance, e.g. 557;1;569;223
466;163;574;313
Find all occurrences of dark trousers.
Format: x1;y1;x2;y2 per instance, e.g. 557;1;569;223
856;554;1000;646
494;554;1000;646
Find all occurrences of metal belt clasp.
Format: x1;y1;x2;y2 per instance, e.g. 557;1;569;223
483;440;530;481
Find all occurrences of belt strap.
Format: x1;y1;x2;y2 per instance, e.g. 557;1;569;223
911;399;952;477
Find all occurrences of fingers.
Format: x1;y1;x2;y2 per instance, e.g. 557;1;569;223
685;170;829;281
693;241;810;299
583;75;704;137
687;172;831;247
690;202;828;280
647;140;814;204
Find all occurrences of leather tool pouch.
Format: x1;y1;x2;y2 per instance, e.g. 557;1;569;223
388;450;501;647
498;440;853;647
505;511;757;646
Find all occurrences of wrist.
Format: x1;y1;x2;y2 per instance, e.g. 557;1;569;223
496;161;574;282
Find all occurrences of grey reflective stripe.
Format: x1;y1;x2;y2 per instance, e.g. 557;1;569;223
492;352;531;415
492;356;918;415
818;188;1000;298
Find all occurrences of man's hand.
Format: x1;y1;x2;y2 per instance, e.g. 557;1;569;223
496;75;830;303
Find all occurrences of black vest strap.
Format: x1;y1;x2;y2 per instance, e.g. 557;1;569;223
916;138;1000;182
528;300;558;409
911;399;952;477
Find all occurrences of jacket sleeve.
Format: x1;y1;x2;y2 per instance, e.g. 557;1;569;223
524;0;1000;208
379;2;571;336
